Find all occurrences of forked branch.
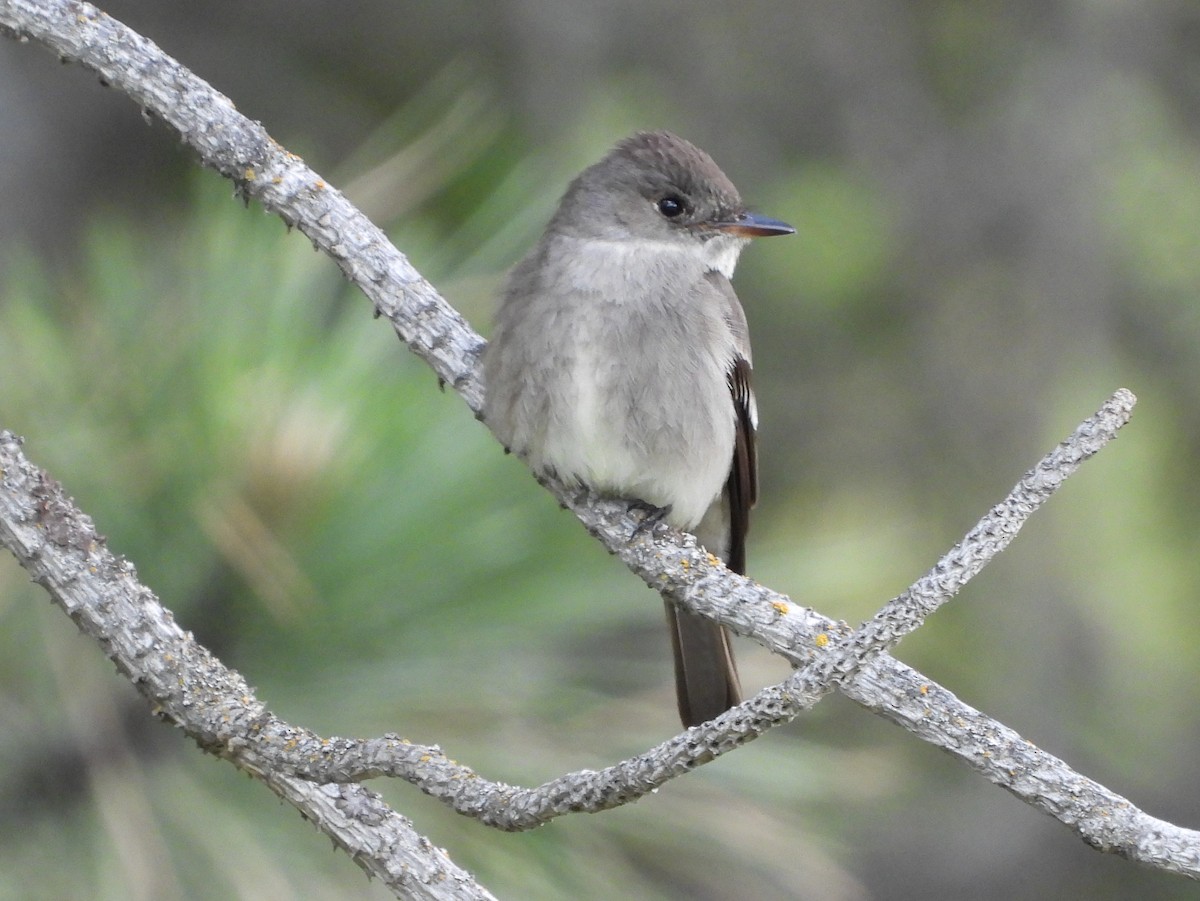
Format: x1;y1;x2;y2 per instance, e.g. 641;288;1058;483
1;0;1197;887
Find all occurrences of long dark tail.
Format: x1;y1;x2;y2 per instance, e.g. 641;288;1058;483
666;601;741;727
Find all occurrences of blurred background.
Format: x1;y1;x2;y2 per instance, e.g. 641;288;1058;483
2;1;1199;898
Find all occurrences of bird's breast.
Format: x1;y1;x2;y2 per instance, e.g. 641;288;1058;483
535;268;738;528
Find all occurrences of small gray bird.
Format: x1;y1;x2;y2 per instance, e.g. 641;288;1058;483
483;131;793;727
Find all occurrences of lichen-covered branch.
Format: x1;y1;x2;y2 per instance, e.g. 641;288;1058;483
0;435;496;901
0;0;486;413
8;395;1196;875
1;0;1198;883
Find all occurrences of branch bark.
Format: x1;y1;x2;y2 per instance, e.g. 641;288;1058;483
1;0;1198;889
0;432;498;900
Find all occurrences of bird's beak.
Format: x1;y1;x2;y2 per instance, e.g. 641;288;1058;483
713;211;795;238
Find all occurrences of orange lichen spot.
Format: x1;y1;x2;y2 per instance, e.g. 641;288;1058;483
919;684;929;695
706;552;721;567
314;180;326;191
815;632;829;648
771;600;789;615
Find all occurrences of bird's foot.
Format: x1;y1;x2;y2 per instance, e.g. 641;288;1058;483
628;500;673;539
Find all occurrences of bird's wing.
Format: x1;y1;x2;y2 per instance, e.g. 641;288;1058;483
705;272;758;575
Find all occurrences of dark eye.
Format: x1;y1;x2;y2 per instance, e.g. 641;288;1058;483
656;195;687;219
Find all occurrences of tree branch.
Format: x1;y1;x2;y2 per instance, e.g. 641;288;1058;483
0;433;497;900
1;0;1198;885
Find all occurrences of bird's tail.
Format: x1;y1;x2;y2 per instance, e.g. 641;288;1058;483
665;601;741;727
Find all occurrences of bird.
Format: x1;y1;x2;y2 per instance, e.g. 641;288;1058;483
482;130;794;727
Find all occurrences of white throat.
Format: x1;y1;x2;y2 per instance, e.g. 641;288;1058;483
560;232;747;281
698;233;749;279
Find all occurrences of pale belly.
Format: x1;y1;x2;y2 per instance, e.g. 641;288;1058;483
532;339;735;530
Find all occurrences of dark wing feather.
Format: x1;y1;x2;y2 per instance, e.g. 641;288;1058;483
702;270;758;571
725;355;757;575
667;272;755;726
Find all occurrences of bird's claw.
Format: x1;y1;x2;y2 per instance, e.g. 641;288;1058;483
628;500;673;539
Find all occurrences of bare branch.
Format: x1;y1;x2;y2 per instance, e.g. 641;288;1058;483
8;392;1191;874
1;0;1197;883
0;0;486;412
0;434;496;900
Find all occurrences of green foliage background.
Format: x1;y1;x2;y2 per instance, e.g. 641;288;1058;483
3;3;1200;899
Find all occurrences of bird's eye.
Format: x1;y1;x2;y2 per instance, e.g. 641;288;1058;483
656;195;687;219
